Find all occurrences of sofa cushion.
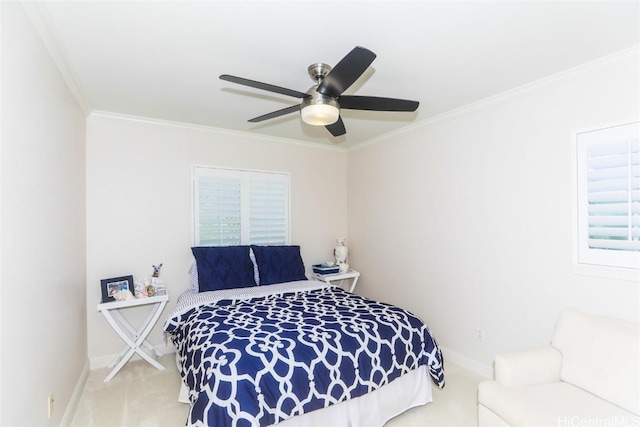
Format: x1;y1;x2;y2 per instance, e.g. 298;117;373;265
478;381;637;427
551;309;640;415
494;346;562;388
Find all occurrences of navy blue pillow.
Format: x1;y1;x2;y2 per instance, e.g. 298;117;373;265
191;246;257;292
251;245;307;285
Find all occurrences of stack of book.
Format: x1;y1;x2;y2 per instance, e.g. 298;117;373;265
312;263;340;275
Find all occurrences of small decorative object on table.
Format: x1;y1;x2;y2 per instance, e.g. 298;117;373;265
135;277;167;297
334;238;349;273
100;275;135;303
114;289;135;301
135;263;166;298
152;263;163;278
134;280;146;298
146;284;156;297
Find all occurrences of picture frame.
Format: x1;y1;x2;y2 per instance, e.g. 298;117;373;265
101;275;135;303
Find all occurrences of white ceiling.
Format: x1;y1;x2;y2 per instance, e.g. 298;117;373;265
27;1;639;147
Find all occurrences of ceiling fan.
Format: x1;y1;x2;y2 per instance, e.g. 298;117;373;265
220;46;419;137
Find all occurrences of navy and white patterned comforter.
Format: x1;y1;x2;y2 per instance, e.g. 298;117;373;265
164;281;445;427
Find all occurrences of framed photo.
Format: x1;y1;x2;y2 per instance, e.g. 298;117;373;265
101;275;134;303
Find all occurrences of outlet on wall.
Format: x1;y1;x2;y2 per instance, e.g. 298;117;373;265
475;328;485;342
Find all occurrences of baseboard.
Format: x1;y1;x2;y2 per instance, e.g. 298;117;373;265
89;343;176;370
60;359;90;427
440;346;493;379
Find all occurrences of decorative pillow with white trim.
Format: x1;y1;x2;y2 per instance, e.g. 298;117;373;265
250;245;308;286
191;246;256;292
189;248;260;291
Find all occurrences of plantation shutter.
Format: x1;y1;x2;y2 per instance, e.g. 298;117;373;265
586;139;640;251
576;121;640;269
249;177;288;245
193;167;290;246
195;175;242;246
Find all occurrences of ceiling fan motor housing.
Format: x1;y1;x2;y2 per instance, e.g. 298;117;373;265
307;63;332;83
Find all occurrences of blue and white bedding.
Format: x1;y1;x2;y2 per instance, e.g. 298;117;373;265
164;280;445;427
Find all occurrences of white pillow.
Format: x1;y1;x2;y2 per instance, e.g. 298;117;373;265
188;258;199;291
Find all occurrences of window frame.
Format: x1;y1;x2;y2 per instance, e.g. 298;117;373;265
192;165;291;247
572;121;639;280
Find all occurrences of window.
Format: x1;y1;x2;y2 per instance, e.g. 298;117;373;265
575;121;639;270
193;166;290;246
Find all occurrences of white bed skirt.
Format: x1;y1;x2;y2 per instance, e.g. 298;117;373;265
178;365;433;427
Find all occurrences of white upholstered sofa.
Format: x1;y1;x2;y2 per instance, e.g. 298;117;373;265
478;309;639;426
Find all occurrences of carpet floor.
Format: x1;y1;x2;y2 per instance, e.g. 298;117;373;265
71;354;484;426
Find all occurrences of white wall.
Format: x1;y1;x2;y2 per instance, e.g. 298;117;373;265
0;3;87;425
85;114;348;361
347;49;639;375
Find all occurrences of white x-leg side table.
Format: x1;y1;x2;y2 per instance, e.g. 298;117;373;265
97;293;169;382
311;269;360;293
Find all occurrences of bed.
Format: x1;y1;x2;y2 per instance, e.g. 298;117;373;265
163;245;445;427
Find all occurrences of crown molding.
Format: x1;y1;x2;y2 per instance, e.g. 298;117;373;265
89;110;347;152
20;1;93;116
348;45;640;152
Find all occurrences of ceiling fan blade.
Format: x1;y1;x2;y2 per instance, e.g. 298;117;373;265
220;75;310;99
338;95;419;112
317;47;376;98
248;104;301;122
325;116;346;137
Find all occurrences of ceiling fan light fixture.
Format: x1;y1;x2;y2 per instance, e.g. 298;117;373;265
301;103;339;126
301;92;339;126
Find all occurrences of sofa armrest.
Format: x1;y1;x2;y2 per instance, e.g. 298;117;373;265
494;345;562;388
